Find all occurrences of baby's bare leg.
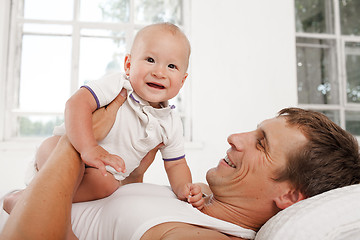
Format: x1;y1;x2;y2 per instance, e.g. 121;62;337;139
73;167;121;202
36;135;120;202
35;135;62;170
3;191;23;214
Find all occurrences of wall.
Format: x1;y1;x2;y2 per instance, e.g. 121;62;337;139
0;0;297;193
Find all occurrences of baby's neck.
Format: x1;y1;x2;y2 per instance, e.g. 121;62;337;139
149;102;162;108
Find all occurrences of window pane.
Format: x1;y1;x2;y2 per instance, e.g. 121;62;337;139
79;33;126;86
24;0;73;20
134;0;182;25
345;111;360;136
339;0;360;35
345;42;360;103
315;109;340;125
295;0;334;33
18;115;64;137
19;35;71;112
80;0;130;23
296;38;339;104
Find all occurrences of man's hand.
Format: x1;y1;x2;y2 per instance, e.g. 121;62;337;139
92;88;127;141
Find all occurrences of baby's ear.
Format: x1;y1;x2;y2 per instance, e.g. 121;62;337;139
182;73;188;85
124;54;131;75
274;188;305;210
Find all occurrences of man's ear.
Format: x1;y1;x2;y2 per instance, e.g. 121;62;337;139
274;188;305;210
124;54;131;76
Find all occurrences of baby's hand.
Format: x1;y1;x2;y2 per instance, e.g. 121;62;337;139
81;145;126;176
184;183;205;210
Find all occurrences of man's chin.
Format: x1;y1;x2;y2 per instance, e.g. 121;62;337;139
205;167;221;185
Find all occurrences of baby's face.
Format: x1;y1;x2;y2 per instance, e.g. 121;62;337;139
124;27;189;108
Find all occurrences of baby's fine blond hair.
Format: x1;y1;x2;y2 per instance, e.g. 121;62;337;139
131;22;191;58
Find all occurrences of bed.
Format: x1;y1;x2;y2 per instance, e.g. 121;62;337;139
0;182;360;239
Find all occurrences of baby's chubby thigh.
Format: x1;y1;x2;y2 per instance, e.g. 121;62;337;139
35;135;62;170
73;167;121;202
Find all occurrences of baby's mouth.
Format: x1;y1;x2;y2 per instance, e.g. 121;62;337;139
147;82;165;89
224;155;236;168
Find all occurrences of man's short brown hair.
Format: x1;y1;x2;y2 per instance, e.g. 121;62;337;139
274;107;360;198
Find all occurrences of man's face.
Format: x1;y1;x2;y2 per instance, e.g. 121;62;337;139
206;116;307;207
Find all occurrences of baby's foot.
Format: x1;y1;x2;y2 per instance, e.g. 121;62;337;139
3;190;23;214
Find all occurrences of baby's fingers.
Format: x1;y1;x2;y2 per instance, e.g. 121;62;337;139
104;154;126;173
188;195;205;210
93;161;108;176
191;198;205;210
187;184;204;209
189;184;202;195
187;191;202;203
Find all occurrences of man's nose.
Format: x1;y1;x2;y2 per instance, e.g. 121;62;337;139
227;132;255;151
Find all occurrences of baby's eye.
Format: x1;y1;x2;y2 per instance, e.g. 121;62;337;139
147;57;155;63
168;64;177;69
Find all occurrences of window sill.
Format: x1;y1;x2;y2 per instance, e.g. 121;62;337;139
0;138;44;150
0;139;204;151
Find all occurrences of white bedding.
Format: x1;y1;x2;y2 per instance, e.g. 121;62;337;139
255;184;360;240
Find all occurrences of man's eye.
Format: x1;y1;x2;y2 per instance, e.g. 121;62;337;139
168;64;177;69
257;138;265;150
147;57;155;63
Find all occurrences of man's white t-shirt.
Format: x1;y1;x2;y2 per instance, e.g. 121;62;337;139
71;183;257;240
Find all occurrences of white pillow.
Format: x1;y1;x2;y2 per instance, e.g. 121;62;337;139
255;184;360;240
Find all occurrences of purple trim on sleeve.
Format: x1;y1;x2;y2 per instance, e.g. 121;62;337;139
81;85;100;109
170;105;176;109
163;154;185;161
130;93;140;103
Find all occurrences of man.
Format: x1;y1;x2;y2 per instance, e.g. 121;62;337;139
1;90;360;239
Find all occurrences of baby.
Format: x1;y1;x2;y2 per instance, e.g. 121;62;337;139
4;23;203;213
57;22;203;206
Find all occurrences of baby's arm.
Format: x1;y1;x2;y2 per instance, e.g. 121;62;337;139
164;158;204;209
65;87;125;176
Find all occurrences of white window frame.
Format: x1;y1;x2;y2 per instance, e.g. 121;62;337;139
1;0;192;142
0;0;12;142
296;0;360;134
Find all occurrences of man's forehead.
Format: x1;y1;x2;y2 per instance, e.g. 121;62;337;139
259;116;307;154
258;116;294;144
257;116;281;129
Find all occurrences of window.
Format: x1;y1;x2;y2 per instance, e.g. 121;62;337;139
295;0;360;135
3;0;191;140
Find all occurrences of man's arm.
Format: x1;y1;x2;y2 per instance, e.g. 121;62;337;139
0;135;82;240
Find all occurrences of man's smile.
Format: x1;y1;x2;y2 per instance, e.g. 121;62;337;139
224;155;236;168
